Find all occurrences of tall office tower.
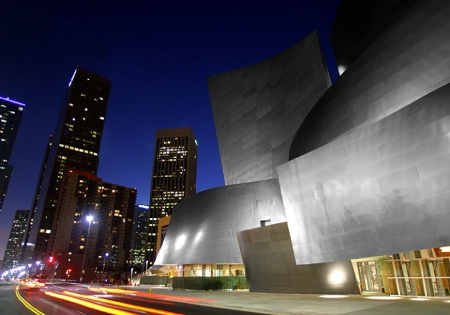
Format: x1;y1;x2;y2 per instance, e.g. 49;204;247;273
49;170;136;283
130;204;149;271
147;128;197;266
1;209;30;270
0;96;24;213
26;67;111;262
96;181;136;277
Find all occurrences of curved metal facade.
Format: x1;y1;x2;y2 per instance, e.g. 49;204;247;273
290;1;450;159
155;0;450;294
208;31;330;185
154;179;285;265
279;84;450;264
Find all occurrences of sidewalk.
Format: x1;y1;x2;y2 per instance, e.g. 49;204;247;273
118;285;450;314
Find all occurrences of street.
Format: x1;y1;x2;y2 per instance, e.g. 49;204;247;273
1;282;269;315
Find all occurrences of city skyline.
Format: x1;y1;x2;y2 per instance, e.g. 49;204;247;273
0;1;340;258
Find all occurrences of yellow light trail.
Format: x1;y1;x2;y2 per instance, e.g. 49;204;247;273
15;286;45;315
89;287;215;303
45;291;137;315
47;290;184;315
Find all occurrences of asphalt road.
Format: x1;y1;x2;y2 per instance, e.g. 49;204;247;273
0;282;270;315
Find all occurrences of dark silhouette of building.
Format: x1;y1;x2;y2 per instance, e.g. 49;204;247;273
131;204;149;272
20;136;53;263
24;67;111;263
0;96;24;213
1;209;30;270
147;128;197;266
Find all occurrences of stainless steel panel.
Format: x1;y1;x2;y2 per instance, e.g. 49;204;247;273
384;59;427;93
344;164;381;187
416;171;450;197
377;146;423;176
209;32;329;185
154;179;285;266
417;152;450;179
345;131;385;158
377;166;420;192
343;180;381;204
380;99;422;129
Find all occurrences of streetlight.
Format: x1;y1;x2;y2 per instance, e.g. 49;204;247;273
102;253;109;273
80;215;93;283
145;260;148;275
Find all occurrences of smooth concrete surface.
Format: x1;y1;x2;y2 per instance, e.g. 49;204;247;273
209;31;329;185
127;285;450;315
237;223;359;294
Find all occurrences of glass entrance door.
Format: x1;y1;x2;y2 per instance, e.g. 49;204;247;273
358;261;383;292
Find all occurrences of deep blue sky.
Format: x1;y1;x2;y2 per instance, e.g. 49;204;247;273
0;0;340;258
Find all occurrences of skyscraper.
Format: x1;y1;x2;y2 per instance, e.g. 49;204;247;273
147;128;197;266
25;67;111;262
0;96;24;213
1;209;30;270
47;169;136;283
131;204;149;271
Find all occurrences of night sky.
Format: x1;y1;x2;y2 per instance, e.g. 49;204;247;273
0;1;340;258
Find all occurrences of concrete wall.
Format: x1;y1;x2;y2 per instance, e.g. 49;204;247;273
208;31;330;185
237;223;359;294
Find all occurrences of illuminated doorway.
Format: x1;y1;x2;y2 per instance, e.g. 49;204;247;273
358;260;383;292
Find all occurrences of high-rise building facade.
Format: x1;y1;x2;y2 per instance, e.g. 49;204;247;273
97;181;136;277
47;169;136;283
0;96;24;213
147;128;197;266
130;204;149;271
1;209;30;270
25;67;111;262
